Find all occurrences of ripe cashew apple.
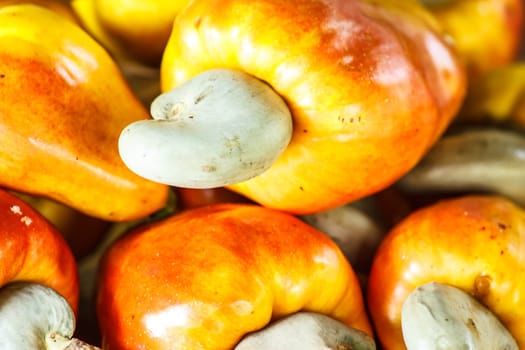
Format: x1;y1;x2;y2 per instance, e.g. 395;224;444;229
96;203;372;349
0;4;169;221
368;195;525;349
0;188;78;312
118;0;467;215
0;189;98;348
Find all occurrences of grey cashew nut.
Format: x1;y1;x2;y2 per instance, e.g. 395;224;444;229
397;127;525;205
235;311;376;350
402;282;518;350
0;282;99;350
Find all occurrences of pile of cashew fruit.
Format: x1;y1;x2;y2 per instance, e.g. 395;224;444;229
1;0;525;349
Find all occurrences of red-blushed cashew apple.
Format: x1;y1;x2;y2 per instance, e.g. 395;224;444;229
0;188;78;313
118;0;467;215
0;282;101;349
96;203;372;349
0;188;101;348
367;195;525;350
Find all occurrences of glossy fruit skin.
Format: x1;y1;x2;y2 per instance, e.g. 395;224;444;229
161;0;467;215
0;4;168;221
0;189;79;314
96;203;371;349
367;195;525;350
95;0;191;65
426;0;524;80
0;0;78;22
73;0;191;66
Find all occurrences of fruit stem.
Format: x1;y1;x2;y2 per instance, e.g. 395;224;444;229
46;333;101;350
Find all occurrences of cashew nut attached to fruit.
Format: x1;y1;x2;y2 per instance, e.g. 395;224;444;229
402;282;518;350
0;282;99;350
235;312;376;350
119;68;293;188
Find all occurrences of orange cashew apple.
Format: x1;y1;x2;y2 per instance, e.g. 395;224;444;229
367;195;525;349
96;203;372;349
0;4;168;221
117;0;467;216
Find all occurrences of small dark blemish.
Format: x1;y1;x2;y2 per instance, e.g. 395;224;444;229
497;222;507;230
299;186;304;191
473;274;491;299
468;318;477;330
194;93;206;105
303;129;308;133
202;165;217;172
0;74;5;78
194;17;202;29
